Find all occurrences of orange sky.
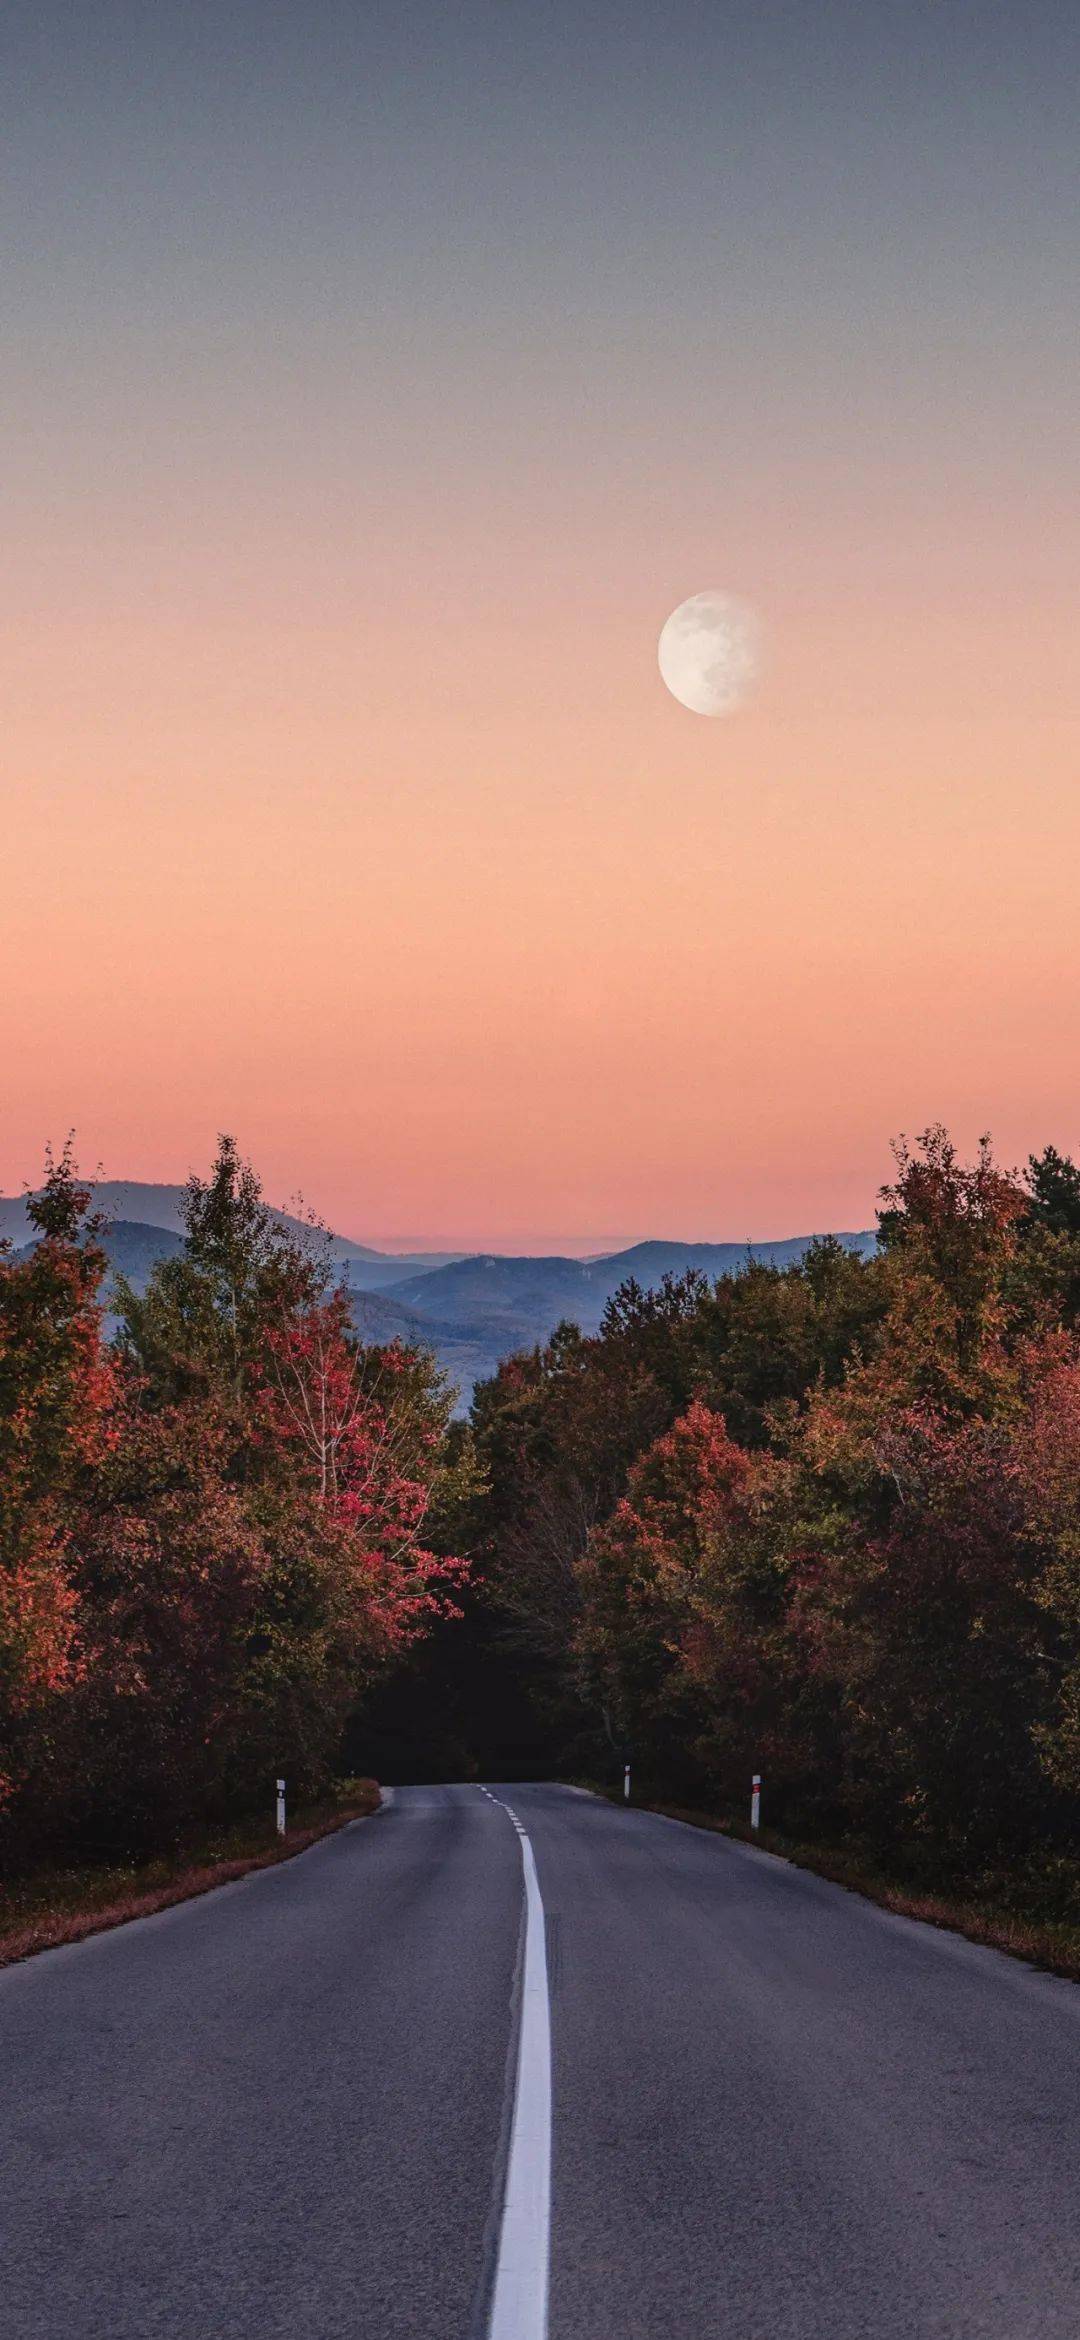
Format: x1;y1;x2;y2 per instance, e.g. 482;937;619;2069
4;4;1078;1250
5;506;1077;1248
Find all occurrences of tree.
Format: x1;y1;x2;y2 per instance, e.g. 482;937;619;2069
117;1134;325;1415
577;1403;752;1788
107;1140;470;1828
0;1146;116;1837
1009;1146;1080;1333
1010;1352;1080;1803
1024;1146;1080;1238
690;1240;888;1448
786;1393;1048;1863
0;1137;471;1864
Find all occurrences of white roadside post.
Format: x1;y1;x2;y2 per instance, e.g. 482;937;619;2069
623;1763;631;1802
276;1778;286;1837
750;1772;761;1831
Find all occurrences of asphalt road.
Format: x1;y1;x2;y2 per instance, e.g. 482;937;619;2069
4;1783;1080;2339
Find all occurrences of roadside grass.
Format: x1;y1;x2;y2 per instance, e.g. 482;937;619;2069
0;1779;381;1970
593;1788;1080;1984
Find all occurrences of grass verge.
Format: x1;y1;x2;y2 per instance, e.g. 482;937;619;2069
597;1789;1080;1984
0;1779;381;1970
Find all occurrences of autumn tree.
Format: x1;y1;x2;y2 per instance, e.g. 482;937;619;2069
577;1402;753;1789
0;1137;470;1863
0;1147;116;1840
101;1140;469;1837
496;1130;1080;1871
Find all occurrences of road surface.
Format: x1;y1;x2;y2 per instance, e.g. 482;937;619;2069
3;1782;1080;2338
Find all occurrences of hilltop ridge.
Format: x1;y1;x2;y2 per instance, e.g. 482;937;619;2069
1;1180;876;1410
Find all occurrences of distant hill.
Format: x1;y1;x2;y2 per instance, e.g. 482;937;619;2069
337;1252;462;1292
385;1231;878;1348
13;1218;186;1293
370;1230;877;1410
3;1180;878;1415
599;1233;877;1282
1;1182;227;1245
346;1287;508;1403
91;1220;187;1287
0;1182;461;1286
385;1254;607;1340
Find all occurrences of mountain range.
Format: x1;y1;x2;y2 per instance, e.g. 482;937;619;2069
0;1183;460;1287
1;1181;877;1410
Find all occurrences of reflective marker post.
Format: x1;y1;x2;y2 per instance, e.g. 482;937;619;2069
276;1778;286;1837
623;1763;631;1802
750;1773;761;1831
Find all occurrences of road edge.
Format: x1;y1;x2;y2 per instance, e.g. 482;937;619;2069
0;1784;384;1971
596;1788;1080;1987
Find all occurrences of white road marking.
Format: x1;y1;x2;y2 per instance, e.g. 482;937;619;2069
479;1788;552;2340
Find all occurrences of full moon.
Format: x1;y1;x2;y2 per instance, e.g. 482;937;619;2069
658;590;760;716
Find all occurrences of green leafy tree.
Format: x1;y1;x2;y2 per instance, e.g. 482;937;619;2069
0;1146;116;1839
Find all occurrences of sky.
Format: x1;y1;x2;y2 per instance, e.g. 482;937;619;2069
3;0;1079;1250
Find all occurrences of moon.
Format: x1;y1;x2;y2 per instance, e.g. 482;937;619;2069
658;590;760;716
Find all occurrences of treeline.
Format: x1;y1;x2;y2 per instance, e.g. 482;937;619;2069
465;1130;1080;1888
0;1141;470;1868
9;1122;1080;1900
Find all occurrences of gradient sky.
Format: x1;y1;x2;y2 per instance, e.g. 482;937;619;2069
3;0;1078;1248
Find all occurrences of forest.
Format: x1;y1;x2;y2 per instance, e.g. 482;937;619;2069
5;1127;1080;1917
372;1124;1080;1912
0;1139;470;1868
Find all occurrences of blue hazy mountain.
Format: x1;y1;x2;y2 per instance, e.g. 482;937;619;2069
10;1219;188;1289
383;1231;878;1346
0;1182;461;1286
3;1181;876;1411
598;1234;877;1282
